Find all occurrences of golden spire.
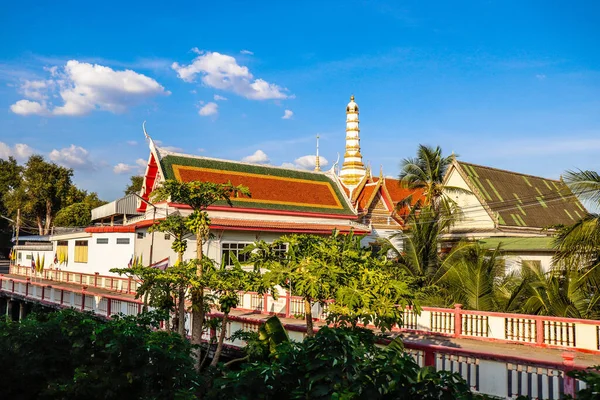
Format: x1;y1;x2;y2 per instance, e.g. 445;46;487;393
340;94;366;188
314;135;321;172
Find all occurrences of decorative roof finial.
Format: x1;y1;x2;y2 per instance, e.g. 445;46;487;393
143;120;150;140
314;135;321;172
379;165;383;179
350;94;355;101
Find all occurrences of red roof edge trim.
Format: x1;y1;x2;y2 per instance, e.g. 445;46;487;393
137;153;159;212
210;224;369;234
85;226;136;233
167;203;358;220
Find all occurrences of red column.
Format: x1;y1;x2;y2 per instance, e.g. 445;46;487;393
127;277;132;294
25;278;30;297
94;273;99;287
107;298;112;317
424;349;436;367
454;304;463;337
536;319;545;345
562;352;576;398
285;291;291;318
81;288;86;311
264;293;269;314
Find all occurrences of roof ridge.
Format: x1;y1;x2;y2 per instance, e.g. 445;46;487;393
157;146;328;175
458;161;563;183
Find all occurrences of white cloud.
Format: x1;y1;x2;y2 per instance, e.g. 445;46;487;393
199;102;218;116
282;109;293;119
10;60;169;116
289;155;329;170
240;50;254;55
113;163;134;174
242;150;269;164
136;158;147;168
172;51;290;100
0;142;35;161
162;146;184;152
536;74;547;80
10;99;49;116
213;94;227;101
49;144;94;169
126;140;138;146
0;142;34;161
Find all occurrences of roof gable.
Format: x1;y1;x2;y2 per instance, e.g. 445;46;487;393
159;153;355;216
457;161;587;229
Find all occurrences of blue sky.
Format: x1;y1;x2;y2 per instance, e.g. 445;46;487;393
1;1;599;200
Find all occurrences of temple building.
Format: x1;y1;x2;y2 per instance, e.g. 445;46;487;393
14;94;587;278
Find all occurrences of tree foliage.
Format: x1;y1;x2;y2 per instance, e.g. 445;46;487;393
211;326;476;400
0;309;199;400
125;175;144;195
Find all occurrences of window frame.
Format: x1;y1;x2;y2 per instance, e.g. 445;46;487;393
221;242;252;266
74;240;88;263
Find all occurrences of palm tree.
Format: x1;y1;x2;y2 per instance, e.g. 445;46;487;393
436;243;526;312
521;261;600;319
397;144;469;213
554;170;600;268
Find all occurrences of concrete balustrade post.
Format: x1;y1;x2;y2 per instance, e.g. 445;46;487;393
6;299;13;319
536;319;545;345
264;293;269;314
454;304;463;337
94;273;99;288
562;352;576;397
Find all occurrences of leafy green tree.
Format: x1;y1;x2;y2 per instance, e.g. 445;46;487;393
3;155;74;234
53;192;106;227
150;179;250;366
0;309;199;399
206;255;273;367
148;214;193;335
249;232;416;335
211;326;477;400
125;175;144;195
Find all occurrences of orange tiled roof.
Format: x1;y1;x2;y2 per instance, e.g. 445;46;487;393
356;183;379;211
158;154;355;216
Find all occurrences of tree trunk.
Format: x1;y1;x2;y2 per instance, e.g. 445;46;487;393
44;200;52;235
191;230;205;369
36;216;44;236
210;312;228;367
304;299;314;336
177;286;186;336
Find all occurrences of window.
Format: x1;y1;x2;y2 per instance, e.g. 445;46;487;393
221;242;251;265
96;238;109;244
116;238;130;245
18;252;22;261
137;232;145;239
25;254;32;260
74;240;88;263
164;234;171;240
56;240;68;256
273;243;288;258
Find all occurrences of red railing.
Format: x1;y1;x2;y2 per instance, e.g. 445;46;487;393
9;265;139;294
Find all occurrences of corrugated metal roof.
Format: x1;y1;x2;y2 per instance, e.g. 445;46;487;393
11;235;50;243
91;194;143;221
458;161;587;229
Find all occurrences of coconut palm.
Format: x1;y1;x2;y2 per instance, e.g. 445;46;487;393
521;261;600;319
397;144;469;214
554;170;600;269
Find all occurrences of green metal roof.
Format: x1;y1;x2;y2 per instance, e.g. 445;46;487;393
478;237;554;251
458;161;587;229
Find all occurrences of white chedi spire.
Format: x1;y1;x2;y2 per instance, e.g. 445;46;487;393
339;95;366;188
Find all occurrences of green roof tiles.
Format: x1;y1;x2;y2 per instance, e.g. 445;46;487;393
458;161;587;229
